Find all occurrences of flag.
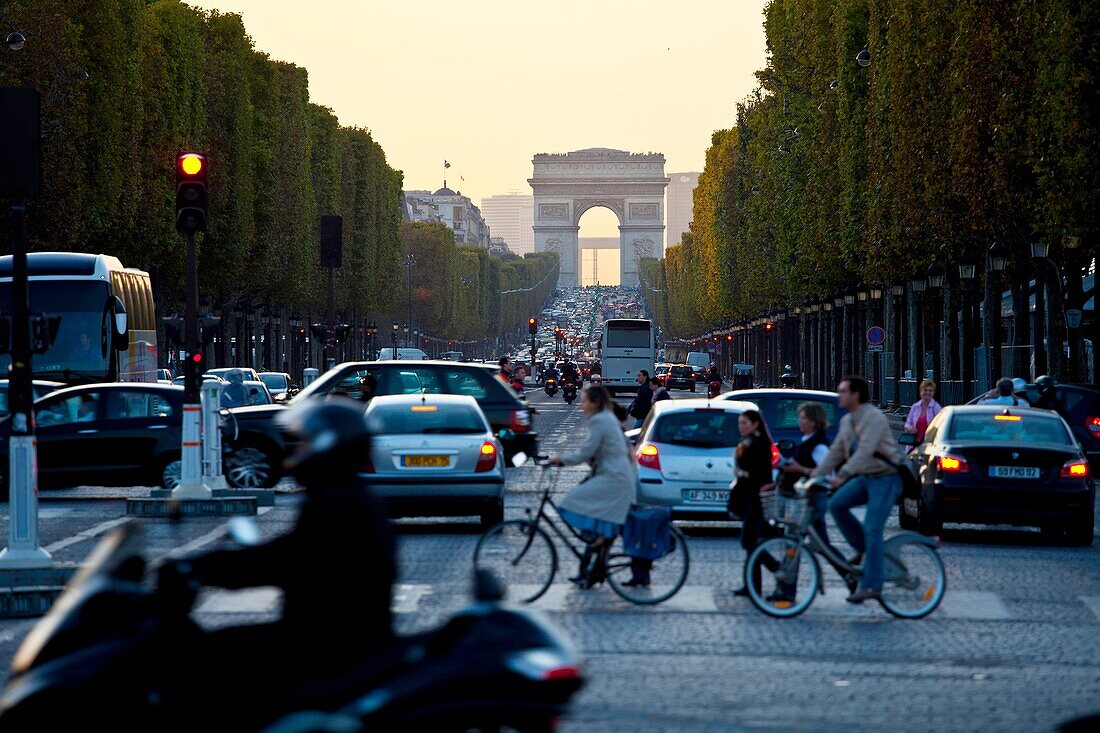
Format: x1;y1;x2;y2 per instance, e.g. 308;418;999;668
460;175;465;181
444;160;451;169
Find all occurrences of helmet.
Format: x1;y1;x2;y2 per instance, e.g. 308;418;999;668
1036;374;1056;392
277;399;370;485
226;368;244;384
784;364;793;372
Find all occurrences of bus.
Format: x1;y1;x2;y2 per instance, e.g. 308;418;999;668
0;252;157;384
600;318;656;396
439;351;465;361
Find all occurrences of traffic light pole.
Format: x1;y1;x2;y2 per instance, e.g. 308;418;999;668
0;203;51;569
327;266;336;371
172;229;211;499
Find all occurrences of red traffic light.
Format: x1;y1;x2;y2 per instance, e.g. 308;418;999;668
191;352;203;364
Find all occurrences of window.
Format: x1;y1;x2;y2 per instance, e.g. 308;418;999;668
605;327;652;349
105;391;174;419
948;414;1070;445
331;369;381;399
37;393;101;427
367;404;486;435
652;410;742;448
772;399;839;430
443;369;489;399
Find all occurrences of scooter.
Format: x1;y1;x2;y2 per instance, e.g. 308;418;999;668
562;380;578;405
0;524;583;732
544;378;558;397
707;381;722;399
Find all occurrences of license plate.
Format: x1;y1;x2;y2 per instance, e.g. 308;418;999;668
682;489;729;502
403;455;449;467
989;465;1041;479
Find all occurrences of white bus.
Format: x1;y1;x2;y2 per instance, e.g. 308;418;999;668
600;318;656;396
0;252;157;384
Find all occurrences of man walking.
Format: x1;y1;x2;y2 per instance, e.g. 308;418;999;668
812;375;901;604
629;370;653;428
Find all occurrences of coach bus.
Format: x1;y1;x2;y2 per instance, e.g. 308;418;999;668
600;318;656;396
0;252;157;384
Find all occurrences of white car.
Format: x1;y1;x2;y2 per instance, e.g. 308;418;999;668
363;394;506;527
634;399;763;518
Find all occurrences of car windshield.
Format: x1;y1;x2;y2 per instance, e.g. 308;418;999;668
948;413;1072;445
259;374;287;390
652;410;742;448
367;403;486;435
0;281;112;380
671;367;691;377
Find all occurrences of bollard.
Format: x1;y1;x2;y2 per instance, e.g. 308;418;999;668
303;368;319;387
201;379;228;490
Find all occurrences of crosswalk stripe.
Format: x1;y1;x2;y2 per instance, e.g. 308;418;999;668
1080;596;1100;622
937;590;1012;620
197;583;434;615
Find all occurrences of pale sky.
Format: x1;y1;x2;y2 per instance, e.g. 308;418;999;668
189;1;768;236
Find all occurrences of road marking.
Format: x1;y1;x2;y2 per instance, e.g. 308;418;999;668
392;583;432;614
1080;596;1100;622
155;506;273;562
38;507;72;519
513;583;571;611
197;583;433;615
650;585;718;613
937;591;1011;620
44;516;131;554
511;584;719;612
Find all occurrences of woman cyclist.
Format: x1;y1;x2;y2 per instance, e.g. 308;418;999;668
549;385;638;587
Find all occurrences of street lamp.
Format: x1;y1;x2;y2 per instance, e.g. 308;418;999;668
1030;241;1053;376
988;240;1008;273
927;262;945;289
890;283;905;405
856;47;872;67
926;263;945;392
4;19;25;51
391;322;399;359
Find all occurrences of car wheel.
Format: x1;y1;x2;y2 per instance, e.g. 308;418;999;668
225;445;278;489
916;488;942;536
480;501;504;529
160;456;182;490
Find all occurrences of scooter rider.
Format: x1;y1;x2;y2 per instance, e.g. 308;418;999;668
561;359;580;385
163;400;397;702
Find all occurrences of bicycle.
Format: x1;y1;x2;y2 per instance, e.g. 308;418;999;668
743;475;946;619
473;455;690;605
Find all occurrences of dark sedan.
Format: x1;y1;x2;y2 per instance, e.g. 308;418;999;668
721;389;846;459
899;405;1094;544
665;365;696;392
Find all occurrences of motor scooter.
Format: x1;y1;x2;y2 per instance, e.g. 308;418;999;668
0;524;583;732
562;380;578;405
544;378;558;397
707;381;722;399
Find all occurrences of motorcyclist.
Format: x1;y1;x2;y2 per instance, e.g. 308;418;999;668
561;360;580;385
220;368;251;407
544;364;561;384
164;400;397;708
1034;375;1069;421
779;364;798;389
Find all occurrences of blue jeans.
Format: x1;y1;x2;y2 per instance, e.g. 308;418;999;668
828;473;902;591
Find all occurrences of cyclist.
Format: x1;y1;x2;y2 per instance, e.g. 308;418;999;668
812;375;901;604
548;385;637;588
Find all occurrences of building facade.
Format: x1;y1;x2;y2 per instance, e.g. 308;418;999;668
403;187;491;248
480;193;534;255
665;171;699;248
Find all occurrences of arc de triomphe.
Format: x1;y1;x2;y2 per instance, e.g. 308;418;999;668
528;148;669;287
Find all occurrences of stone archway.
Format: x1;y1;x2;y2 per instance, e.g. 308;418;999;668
528;148;669;287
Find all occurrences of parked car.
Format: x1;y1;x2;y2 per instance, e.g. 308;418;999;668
0;384;186;496
720;389;846;459
633;399;761;518
258;371;297;402
363;394;506;527
0;380;66;416
899;404;1094;544
665;365;696;392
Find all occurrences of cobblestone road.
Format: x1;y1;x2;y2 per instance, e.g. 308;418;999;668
1;386;1098;731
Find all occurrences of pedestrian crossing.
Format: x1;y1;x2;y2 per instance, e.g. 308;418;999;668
196;583;1100;622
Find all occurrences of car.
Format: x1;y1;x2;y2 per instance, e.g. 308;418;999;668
899;405;1094;544
363;394;506;528
720;389;846;459
375;347;429;361
654;363;672;379
664;365;696;392
634;399;762;518
969;382;1100;473
156;369;173;384
241;380;273;405
172;374;227;387
205;367;262;382
258;371;297;402
0;380;66;416
0;383;187;495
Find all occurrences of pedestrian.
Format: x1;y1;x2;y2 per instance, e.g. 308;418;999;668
629;370;653;428
650;376;671;404
977;377;1024;406
904;379;941;445
729;409;778;597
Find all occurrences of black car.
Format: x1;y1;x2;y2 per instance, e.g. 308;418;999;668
0;383;185;496
665;365;696;392
226;361;538;484
969;382;1100;473
899;405;1094;544
721;389;846;458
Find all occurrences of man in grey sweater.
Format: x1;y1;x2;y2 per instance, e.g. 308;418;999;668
813;375;902;603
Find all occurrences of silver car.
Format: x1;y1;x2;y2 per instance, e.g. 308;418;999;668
363;394;506;528
635;399;761;517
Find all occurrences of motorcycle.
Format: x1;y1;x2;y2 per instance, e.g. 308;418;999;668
544;378;558;397
707;381;722;399
562;380;578;405
0;524;583;732
588;373;603;385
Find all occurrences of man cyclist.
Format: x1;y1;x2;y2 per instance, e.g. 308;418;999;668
812;375;900;604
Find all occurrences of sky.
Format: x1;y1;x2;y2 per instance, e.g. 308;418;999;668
189;0;769;237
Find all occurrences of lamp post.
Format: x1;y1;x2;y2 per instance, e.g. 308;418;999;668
927;263;945;394
402;322;409;350
889;284;905;406
391;322;399;359
958;255;977;400
910;273;927;385
987;240;1008;385
404;253;416;347
1030;240;1050;377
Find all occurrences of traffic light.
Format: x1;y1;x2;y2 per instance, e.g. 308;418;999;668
28;313;61;354
200;315;222;346
162;316;183;344
175;152;208;233
765;322;774;331
334;324;350;343
528;318;537;335
310;323;328;343
0;316;9;355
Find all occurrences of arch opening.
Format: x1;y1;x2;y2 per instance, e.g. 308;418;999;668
578;206;621;287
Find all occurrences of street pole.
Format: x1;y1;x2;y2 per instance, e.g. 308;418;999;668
326;265;335;371
173;229;210;499
0;203;50;568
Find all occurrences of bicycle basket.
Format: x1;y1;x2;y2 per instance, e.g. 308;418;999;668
623;505;673;560
761;489;810;526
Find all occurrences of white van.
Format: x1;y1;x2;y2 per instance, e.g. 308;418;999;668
376;348;429;361
686;352;712;370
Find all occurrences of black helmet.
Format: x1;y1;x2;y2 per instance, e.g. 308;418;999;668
277;399;370;484
1036;374;1056;392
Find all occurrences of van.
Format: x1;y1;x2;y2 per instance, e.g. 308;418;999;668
376;348;429;361
686;352;711;370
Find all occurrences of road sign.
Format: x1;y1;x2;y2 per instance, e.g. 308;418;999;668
868;344;884;353
866;326;886;346
1066;309;1083;329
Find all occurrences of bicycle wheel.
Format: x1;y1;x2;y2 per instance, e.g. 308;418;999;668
474;520;557;603
879;539;945;619
744;537;820;618
606;526;690;605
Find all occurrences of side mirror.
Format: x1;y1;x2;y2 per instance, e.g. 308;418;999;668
625;428;641;445
898;432;917;446
498;429;515;442
111;295;128;351
776;439;796;453
227;517;262;546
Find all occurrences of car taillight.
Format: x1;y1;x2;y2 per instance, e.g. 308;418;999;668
362;457;376;474
1061;458;1090;479
771;444;781;468
509;409;531;433
638;443;660;470
476;441;498;472
937;454;969;473
1087;416;1100;439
